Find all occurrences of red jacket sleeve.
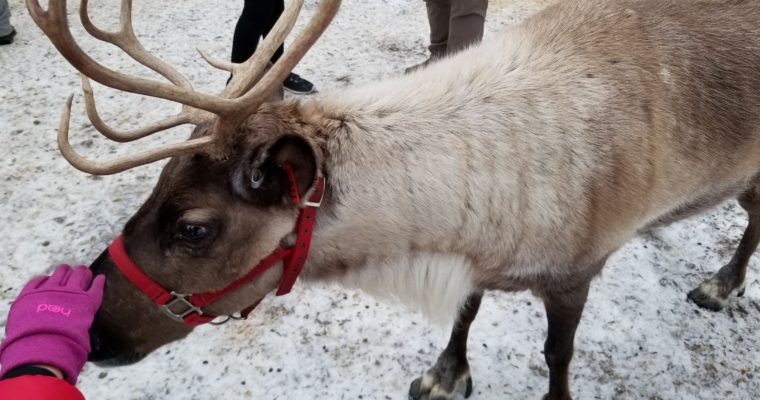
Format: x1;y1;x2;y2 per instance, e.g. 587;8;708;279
0;375;85;400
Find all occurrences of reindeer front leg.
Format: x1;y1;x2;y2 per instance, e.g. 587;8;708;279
409;292;483;400
538;277;593;400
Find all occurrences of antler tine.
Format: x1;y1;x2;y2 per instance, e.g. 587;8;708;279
220;0;305;98
81;76;201;143
80;0;192;89
31;0;341;175
197;48;237;74
232;0;342;117
58;95;215;175
26;0;237;115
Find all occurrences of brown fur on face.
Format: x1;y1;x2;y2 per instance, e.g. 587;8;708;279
89;102;326;362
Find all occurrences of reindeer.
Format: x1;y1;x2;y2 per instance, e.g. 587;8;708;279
26;0;760;399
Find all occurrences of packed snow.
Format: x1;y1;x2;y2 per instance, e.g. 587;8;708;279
0;0;758;399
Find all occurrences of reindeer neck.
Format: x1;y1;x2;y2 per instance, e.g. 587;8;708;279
295;31;621;297
296;36;547;294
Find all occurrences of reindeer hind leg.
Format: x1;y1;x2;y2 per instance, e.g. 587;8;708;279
688;178;760;310
409;292;482;400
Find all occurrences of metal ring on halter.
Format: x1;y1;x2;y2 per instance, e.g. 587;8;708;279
208;313;248;326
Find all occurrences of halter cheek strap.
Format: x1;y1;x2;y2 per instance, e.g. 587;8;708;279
107;164;325;327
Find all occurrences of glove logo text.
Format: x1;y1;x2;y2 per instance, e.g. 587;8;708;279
36;304;72;317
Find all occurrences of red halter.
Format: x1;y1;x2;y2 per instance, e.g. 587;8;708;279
107;164;325;326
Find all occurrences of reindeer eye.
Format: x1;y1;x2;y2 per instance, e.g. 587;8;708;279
178;224;208;241
250;169;265;189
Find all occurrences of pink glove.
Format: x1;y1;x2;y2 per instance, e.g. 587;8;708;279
0;264;105;385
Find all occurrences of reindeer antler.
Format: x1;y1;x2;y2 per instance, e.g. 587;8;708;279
26;0;341;175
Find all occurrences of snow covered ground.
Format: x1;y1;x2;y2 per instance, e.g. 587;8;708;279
1;0;759;399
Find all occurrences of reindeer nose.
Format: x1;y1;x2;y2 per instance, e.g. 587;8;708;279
88;315;144;365
87;249;124;364
88;314;108;362
89;248;111;277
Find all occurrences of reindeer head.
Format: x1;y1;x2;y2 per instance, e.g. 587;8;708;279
27;0;339;365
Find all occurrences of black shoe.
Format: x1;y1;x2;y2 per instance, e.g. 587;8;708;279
283;73;315;95
0;28;16;45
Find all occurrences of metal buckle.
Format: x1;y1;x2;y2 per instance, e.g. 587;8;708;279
304;197;323;208
160;291;204;323
304;177;325;208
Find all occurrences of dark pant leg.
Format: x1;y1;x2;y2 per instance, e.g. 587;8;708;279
262;0;285;63
447;0;488;53
0;0;13;37
231;0;278;63
424;0;451;55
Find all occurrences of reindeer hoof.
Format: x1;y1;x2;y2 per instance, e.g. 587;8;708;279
408;370;473;400
688;279;731;311
737;282;747;297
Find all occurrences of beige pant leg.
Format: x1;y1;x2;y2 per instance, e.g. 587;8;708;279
447;0;488;53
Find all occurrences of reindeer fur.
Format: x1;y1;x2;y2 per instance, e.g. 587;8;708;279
86;0;760;398
292;0;760;315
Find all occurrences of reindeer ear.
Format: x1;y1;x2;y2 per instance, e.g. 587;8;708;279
267;135;318;199
235;135;318;206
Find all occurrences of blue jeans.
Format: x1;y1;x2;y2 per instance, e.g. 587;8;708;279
0;0;13;37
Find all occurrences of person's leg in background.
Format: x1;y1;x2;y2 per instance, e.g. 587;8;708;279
407;0;488;73
426;0;451;58
231;0;277;63
262;0;315;94
230;0;315;94
0;0;16;46
262;0;285;63
406;0;450;73
447;0;488;53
